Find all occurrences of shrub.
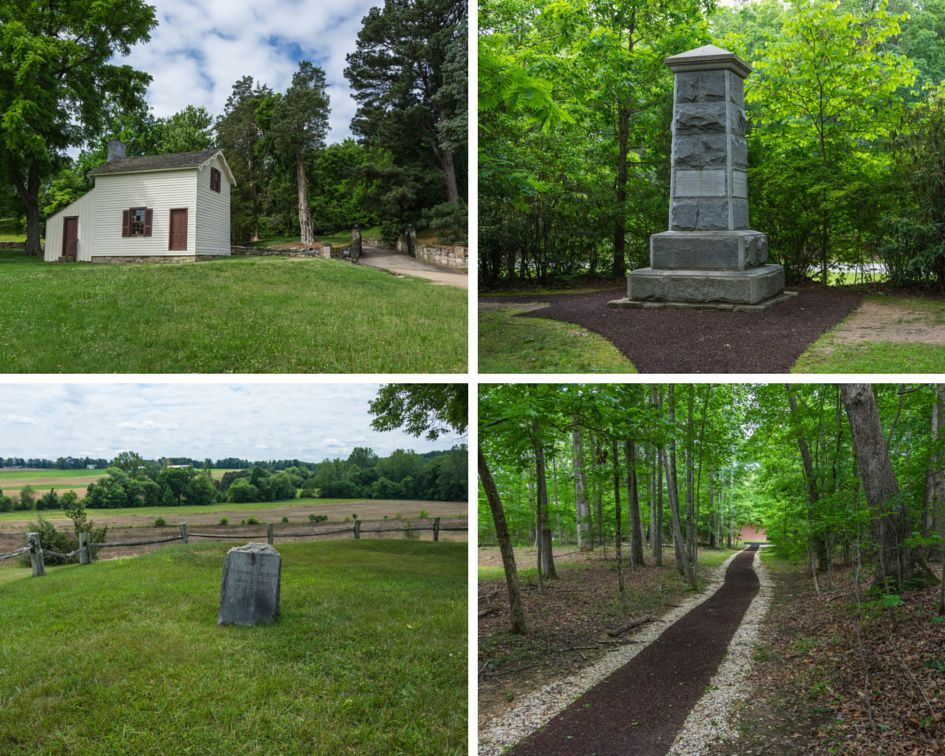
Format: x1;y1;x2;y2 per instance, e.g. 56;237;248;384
245;516;260;526
281;516;289;524
219;517;229;526
403;521;420;540
419;509;430;519
21;514;107;566
154;517;166;527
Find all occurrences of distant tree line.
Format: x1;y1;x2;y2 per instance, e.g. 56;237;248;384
0;446;467;511
0;457;108;470
0;456;312;471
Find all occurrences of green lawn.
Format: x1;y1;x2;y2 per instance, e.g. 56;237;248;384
793;340;945;373
0;540;466;754
479;303;635;373
0;251;466;372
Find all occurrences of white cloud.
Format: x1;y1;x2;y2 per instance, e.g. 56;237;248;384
0;383;464;462
122;0;383;143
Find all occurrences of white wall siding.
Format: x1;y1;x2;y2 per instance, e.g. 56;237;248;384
195;155;232;255
44;189;98;261
89;170;197;257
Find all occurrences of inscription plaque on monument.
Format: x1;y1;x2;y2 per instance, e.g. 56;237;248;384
218;542;282;626
611;44;787;308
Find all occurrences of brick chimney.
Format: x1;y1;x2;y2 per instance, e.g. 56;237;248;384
107;139;126;162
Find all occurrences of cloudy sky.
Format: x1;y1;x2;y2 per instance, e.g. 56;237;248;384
124;0;383;143
0;384;465;462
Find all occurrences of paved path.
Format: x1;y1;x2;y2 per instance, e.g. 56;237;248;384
358;245;468;289
510;547;761;756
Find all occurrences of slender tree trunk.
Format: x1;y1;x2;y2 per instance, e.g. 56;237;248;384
655;446;664;566
478;446;526;634
593;435;604;548
13;165;42;256
613;105;630;279
533;424;557;580
573;420;591;550
613;439;625;595
686;386;696;564
841;384;910;590
625;440;645;567
666;386;697;590
296;155;315;246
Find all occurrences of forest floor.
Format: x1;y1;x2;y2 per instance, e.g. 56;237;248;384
707;553;945;754
477;545;737;729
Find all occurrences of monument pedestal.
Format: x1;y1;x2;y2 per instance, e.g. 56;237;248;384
612;264;789;310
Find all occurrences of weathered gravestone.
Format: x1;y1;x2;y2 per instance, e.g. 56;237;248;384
217;543;281;626
611;44;787;309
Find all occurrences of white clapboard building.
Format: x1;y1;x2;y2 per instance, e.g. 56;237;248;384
44;141;235;262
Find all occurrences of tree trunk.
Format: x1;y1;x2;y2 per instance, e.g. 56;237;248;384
655;446;664;566
533;424;557;580
593;435;605;547
685;386;696;564
296;155;314;246
13;164;42;256
625;440;645;567
666;386;697;590
841;384;910;590
613;105;630;279
572;420;591;550
613;439;625;596
477;446;526;634
441;147;460;203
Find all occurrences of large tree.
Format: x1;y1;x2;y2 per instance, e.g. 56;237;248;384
0;0;156;255
270;61;330;246
345;0;468;210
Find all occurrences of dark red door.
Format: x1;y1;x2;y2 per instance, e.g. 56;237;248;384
169;209;188;251
62;216;78;261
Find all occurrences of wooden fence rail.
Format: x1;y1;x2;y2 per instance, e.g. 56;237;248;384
7;517;467;577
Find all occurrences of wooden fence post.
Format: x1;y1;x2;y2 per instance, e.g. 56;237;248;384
180;523;189;544
79;532;91;565
27;532;45;577
354;519;361;540
433;517;441;542
267;523;274;545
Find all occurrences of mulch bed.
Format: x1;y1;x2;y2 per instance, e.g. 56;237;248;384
512;548;760;755
502;284;863;373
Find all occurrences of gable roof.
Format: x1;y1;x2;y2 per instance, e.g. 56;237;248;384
88;149;236;185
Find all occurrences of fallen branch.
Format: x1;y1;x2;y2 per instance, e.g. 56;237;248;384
607;616;654;638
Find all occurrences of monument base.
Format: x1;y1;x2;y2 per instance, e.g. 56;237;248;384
609;290;796;312
650;230;768;270
616;264;786;307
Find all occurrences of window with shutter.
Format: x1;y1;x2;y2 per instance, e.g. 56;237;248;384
129;207;147;236
210;167;221;192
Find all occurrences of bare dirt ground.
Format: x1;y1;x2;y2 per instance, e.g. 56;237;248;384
478;547;721;727
706;558;945;754
824;297;945;345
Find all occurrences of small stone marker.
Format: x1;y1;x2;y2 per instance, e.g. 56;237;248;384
612;44;786;309
217;543;281;626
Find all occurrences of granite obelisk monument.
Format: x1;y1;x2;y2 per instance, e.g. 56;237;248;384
611;45;786;308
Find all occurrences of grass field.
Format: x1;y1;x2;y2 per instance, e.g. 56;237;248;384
0;250;466;372
0;540;466;754
479;303;636;373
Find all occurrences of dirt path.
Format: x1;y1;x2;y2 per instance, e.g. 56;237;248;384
500;547;761;755
358;245;468;289
489;285;861;372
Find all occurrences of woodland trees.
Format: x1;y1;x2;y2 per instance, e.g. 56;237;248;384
0;0;156;255
479;384;945;631
480;0;945;288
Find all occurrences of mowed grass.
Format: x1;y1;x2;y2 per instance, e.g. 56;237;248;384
793;340;945;373
0;540;467;754
479;304;635;373
0;251;466;372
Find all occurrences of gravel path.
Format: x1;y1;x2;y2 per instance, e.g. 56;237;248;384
480;548;765;756
358;245;468;288
497;285;863;372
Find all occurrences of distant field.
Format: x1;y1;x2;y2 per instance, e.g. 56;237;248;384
0;497;468;530
0;468;235;497
0;540;467;753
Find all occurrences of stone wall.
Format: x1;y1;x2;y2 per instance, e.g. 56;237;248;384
89;255;209;264
230;244;350;260
414;243;468;271
0;241;24;249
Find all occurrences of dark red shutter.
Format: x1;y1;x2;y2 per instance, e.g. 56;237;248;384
144;208;153;237
122;209;130;237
